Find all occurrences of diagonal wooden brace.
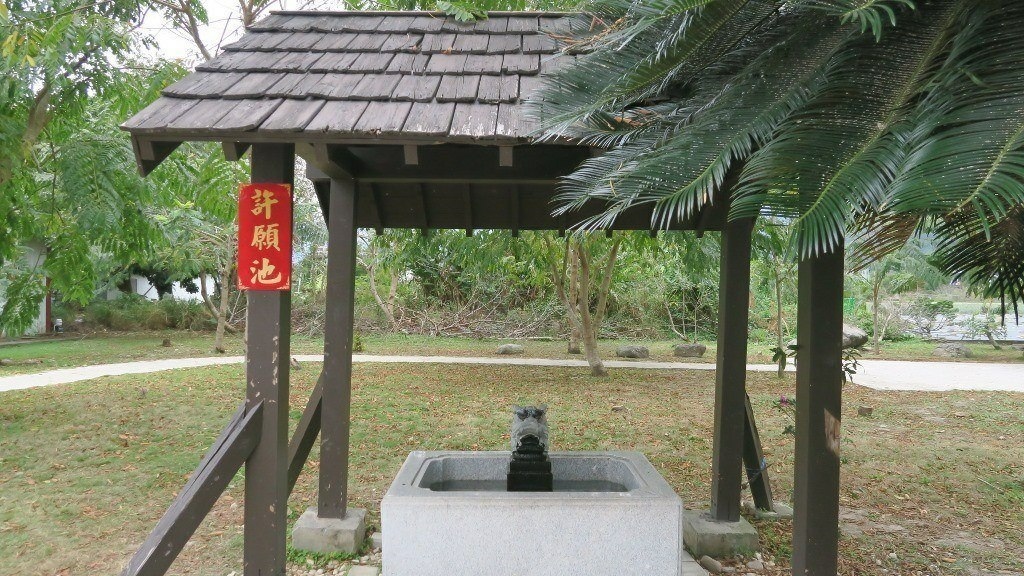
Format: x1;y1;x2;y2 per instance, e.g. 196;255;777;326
122;401;263;576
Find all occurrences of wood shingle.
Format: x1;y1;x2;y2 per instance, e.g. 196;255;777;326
123;10;582;143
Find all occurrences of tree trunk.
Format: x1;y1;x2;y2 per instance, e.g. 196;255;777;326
776;276;785;379
574;241;607;377
872;283;882;354
567;257;581;354
985;330;1001;350
213;264;233;353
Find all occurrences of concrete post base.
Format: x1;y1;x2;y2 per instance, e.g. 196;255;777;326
742;500;794;521
682;510;759;558
291;506;367;554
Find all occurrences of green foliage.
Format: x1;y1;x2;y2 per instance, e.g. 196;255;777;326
905;296;956;338
536;0;1024;306
437;0;489;21
84;294;211;332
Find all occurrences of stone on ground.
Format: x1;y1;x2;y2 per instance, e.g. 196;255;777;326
699;555;723;573
291;507;367;554
842;324;868;349
741;501;793;520
857;406;874;417
347;566;379;576
370;531;382;551
682;510;759;558
616;345;650;359
933;342;973;358
496;343;524;355
674;343;707;358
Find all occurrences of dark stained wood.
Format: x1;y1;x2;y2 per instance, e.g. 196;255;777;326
403;144;419;165
743;394;775;512
392;75;441;102
243;144;294;576
354;101;413;134
792;241;846;575
134;139;182;176
436;75;482;103
306;101;370;132
121;402;263;576
320;176;360;519
262;99;327;132
402;102;455;135
222;141;250;161
710;214;755;522
499;146;514;167
288;376;323;495
479;75;518;103
211;99;283;131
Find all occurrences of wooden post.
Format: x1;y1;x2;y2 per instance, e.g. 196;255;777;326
709;215;754;522
792;241;845;575
319;176;359;519
243;143;294;576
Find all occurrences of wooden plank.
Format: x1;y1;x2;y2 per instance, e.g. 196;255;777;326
402;102;455;135
306;101;370;132
743;394;775;511
351;74;401;100
222;141;250;161
710;214;755;522
392;75;441;102
264;72;314;97
502;53;540;74
347;52;395;73
420;33;456;53
386;53;431;75
269;51;326;72
522;33;558;54
308;74;365;99
122;97;195;131
309;51;356;72
211;99;283;131
164;99;234;131
409;15;445;33
380;33;422;52
453;34;489;54
320;177;359;518
287;376;323;495
506;16;539;32
311;32;357;51
425;53;468;74
450;103;498;138
261;99;326;132
353;101;413;134
435;75;481;103
793;240;846;575
121;402;263;576
495;102;529;138
364;182;384;232
340;32;387;51
464;54;505;74
486;34;522;54
478;75;518;104
275;31;323;50
222;73;282;99
243;144;293;576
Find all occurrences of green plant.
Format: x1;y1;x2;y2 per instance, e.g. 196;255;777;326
906;297;957;339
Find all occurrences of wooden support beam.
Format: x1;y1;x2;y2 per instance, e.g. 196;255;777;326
743;394;774;511
314;180;330;224
288;376;323;495
417;184;429;236
792;241;846;575
403;144;419;165
122;402;263;576
709;214;755;522
463;185;474;237
499;146;514;167
509;187;519;237
244;143;293;576
365;182;384;235
133;139;181;176
319;177;359;519
222;141;250;162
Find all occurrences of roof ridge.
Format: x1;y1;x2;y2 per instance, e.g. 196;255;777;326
267;10;580;17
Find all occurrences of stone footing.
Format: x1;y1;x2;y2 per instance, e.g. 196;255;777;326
741;501;794;520
682;510;759;558
291;506;367;554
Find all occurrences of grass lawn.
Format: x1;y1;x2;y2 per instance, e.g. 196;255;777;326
0;362;1021;575
1;330;1021;377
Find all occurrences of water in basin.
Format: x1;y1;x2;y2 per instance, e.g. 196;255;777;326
427;479;628;492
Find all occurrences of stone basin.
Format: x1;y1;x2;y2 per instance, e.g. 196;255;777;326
381;450;703;576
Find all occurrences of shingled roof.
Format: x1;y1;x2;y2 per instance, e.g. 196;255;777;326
122;11;583;144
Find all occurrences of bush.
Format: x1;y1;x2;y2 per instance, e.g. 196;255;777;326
83;294;213;332
906;297;956;339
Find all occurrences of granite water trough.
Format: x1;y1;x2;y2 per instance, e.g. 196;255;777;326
381;450;703;576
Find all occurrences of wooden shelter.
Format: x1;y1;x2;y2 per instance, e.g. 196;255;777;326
120;11;847;576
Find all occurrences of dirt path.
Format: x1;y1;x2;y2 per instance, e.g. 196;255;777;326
2;354;1022;393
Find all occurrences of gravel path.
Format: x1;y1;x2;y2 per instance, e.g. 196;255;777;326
0;354;1021;393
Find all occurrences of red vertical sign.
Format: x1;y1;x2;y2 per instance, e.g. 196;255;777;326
238;183;292;291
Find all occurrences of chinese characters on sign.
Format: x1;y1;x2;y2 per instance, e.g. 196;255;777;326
238;183;292;290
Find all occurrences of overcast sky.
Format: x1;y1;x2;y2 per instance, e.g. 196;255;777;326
140;0;333;63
